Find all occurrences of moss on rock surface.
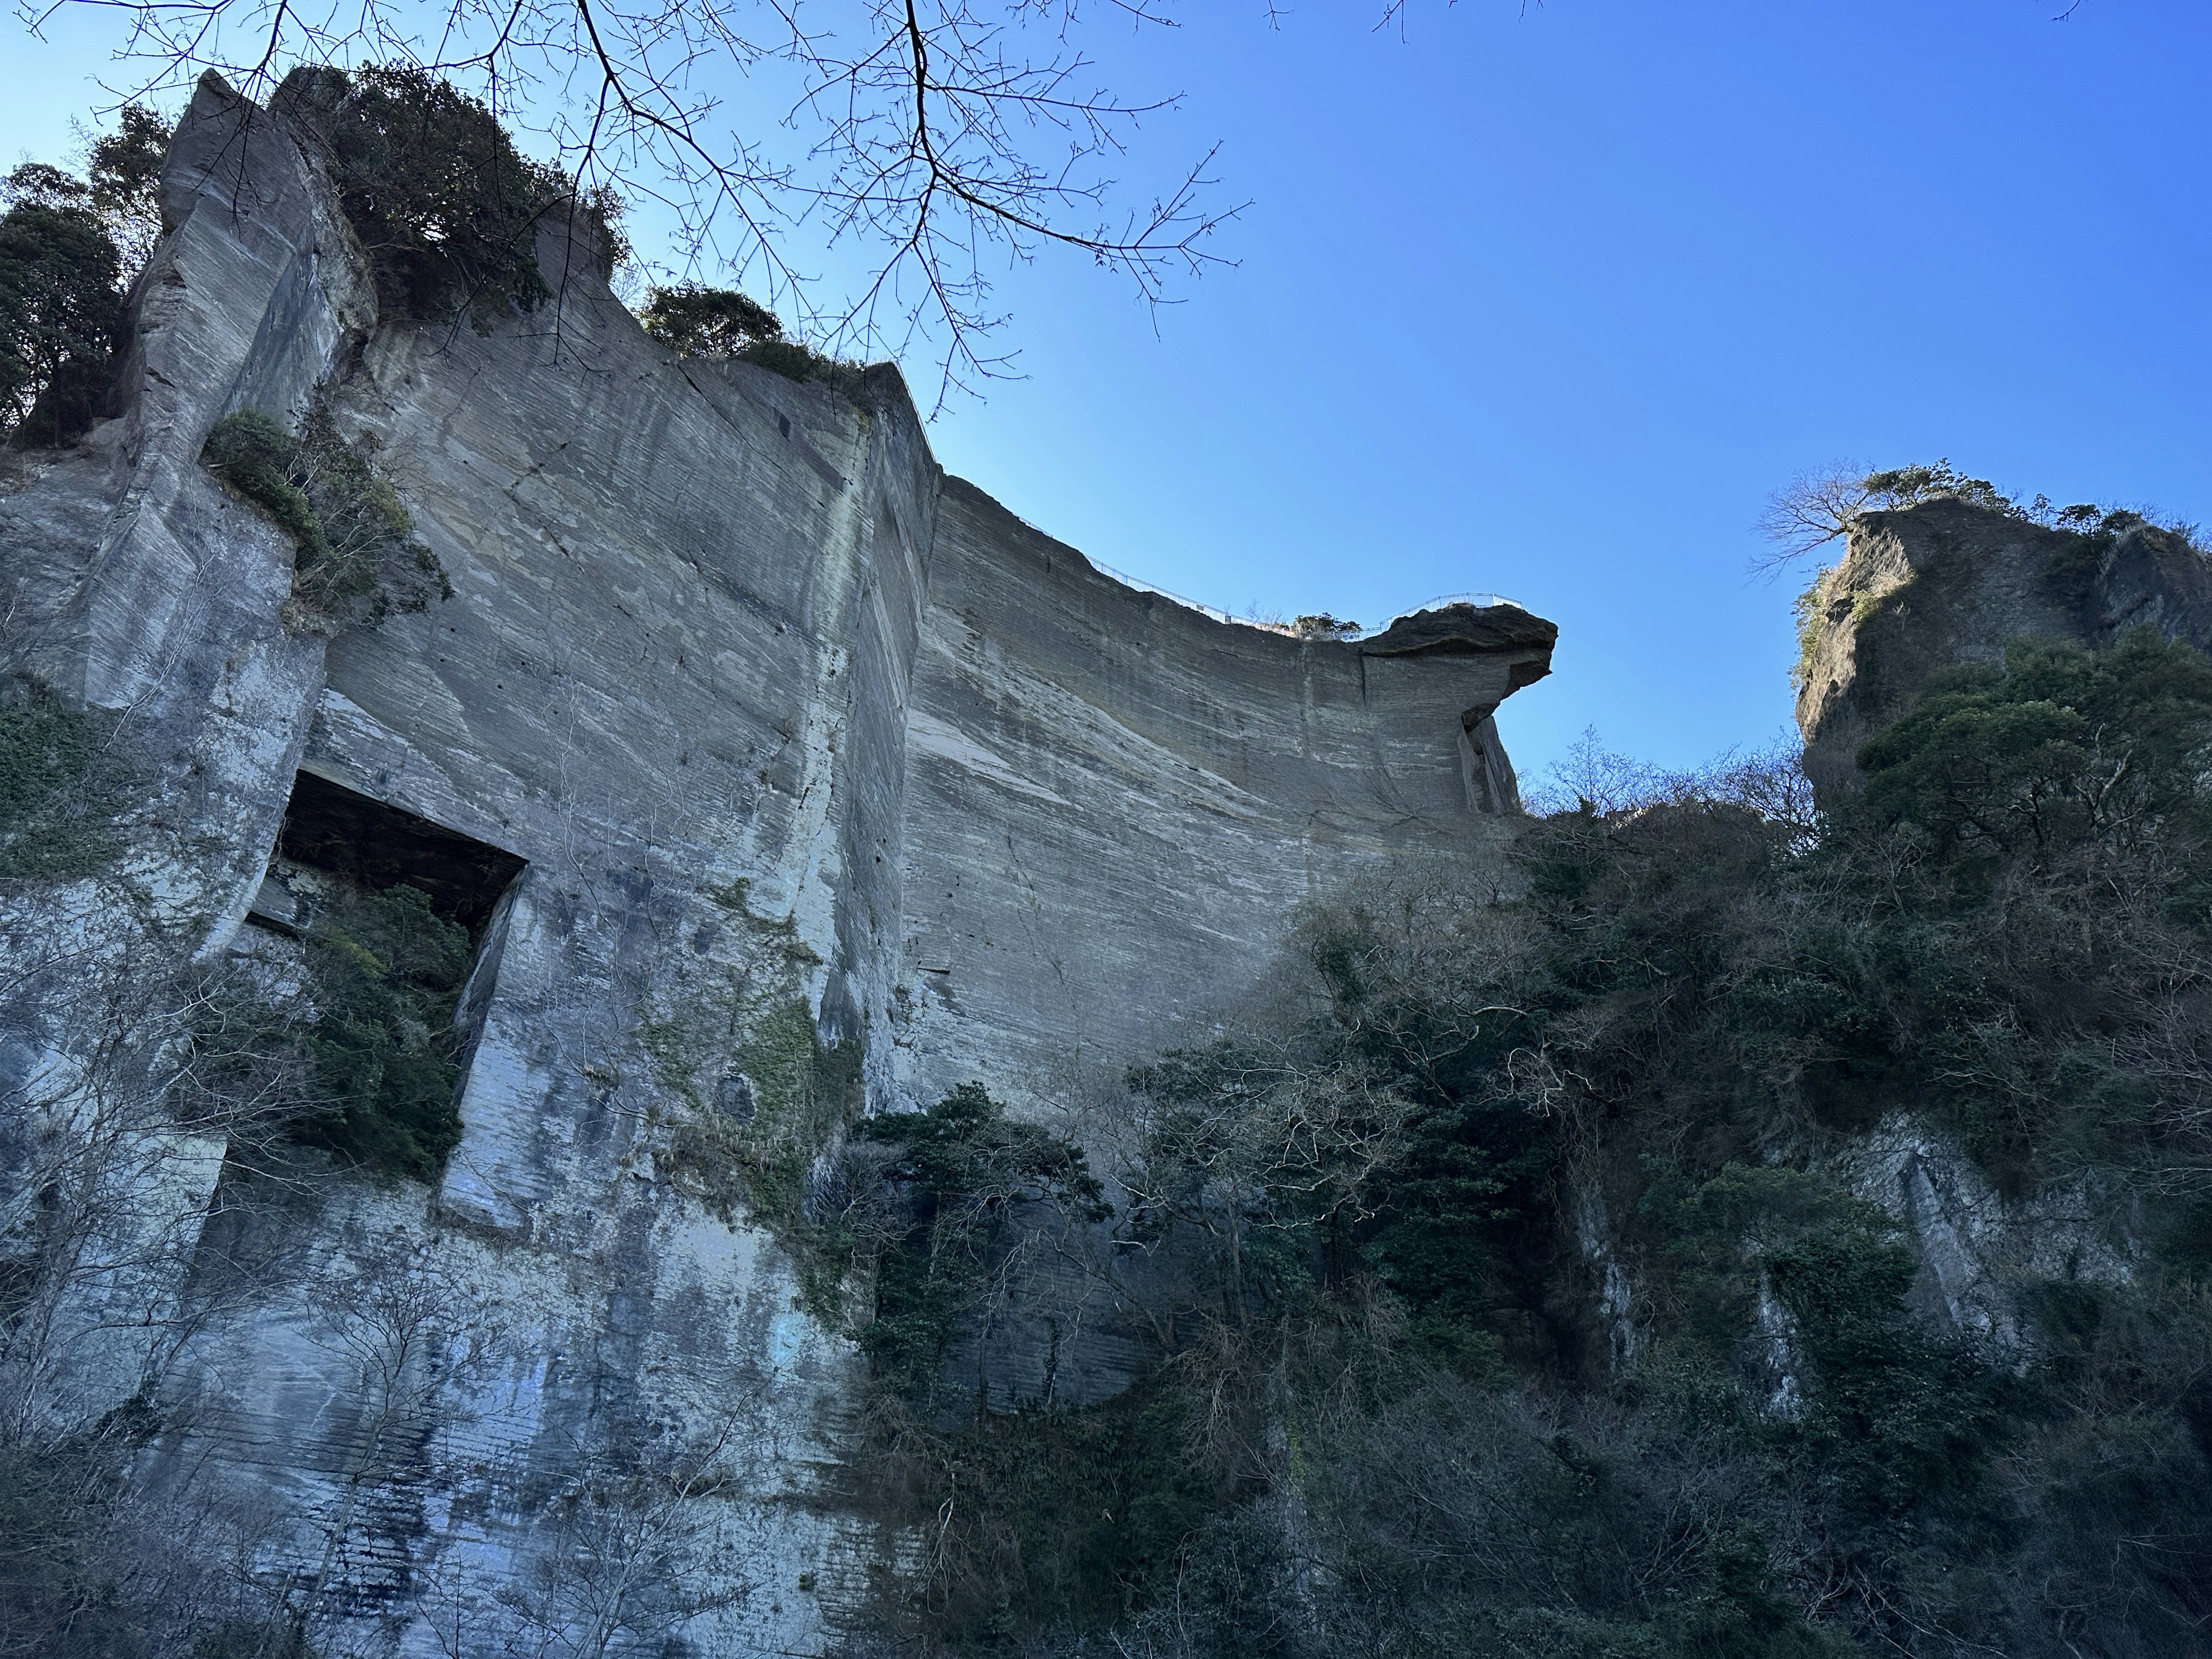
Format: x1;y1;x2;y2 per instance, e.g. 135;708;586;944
201;405;449;623
660;998;862;1231
0;685;126;881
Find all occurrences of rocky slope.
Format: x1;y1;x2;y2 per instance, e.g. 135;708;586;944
1796;494;2212;803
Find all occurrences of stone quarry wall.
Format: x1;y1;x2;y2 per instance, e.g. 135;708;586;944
895;478;1548;1106
0;74;1553;1656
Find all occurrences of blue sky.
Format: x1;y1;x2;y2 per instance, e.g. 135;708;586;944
7;2;2210;785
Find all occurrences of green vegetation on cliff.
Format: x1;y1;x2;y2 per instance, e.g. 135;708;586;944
638;281;864;387
0;110;165;446
0;686;127;881
287;881;474;1182
860;626;2212;1657
299;65;627;323
200;405;450;624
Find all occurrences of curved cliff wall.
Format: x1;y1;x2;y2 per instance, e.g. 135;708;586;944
897;481;1547;1103
0;74;1554;1656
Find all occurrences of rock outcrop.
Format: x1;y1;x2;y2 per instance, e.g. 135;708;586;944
1794;495;2212;804
0;74;1554;1656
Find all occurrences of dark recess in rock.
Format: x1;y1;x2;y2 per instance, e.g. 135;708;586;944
278;768;525;930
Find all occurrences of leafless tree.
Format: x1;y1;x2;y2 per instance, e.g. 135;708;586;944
0;922;334;1656
491;1419;751;1658
0;940;321;1448
1752;464;1874;574
25;0;1265;403
286;1237;504;1642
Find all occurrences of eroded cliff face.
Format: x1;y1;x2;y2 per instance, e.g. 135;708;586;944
1795;494;2212;805
1776;490;2212;1388
0;75;1553;1655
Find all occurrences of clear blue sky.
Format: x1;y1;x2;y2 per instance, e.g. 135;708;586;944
7;2;2209;785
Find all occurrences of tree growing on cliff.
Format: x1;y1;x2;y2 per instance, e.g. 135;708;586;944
0;108;168;446
29;0;1256;400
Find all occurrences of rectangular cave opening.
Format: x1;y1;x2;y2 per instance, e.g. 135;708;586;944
258;768;527;935
234;770;529;1180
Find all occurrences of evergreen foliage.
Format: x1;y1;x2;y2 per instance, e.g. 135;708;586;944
636;281;862;385
286;881;473;1181
296;66;626;324
200;406;450;622
0;186;122;445
314;66;559;322
851;1083;1107;1402
872;626;2212;1657
85;106;169;269
1858;630;2212;877
637;283;785;357
0;108;168;445
201;411;325;559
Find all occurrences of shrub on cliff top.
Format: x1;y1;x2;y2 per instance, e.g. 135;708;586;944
0;108;169;448
301;65;623;324
638;283;785;357
1760;457;2203;584
637;281;863;387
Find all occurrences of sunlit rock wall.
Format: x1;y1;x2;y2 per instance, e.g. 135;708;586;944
894;480;1552;1105
1796;495;2212;806
0;71;1553;1657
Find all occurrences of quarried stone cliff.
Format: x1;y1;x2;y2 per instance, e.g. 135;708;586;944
0;73;1554;1656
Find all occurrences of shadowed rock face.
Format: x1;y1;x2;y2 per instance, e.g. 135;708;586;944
1794;496;2212;805
0;72;1556;1654
1359;600;1558;670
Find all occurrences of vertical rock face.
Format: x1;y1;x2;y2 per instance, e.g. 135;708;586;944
896;492;1554;1104
1794;495;2212;805
0;76;1554;1653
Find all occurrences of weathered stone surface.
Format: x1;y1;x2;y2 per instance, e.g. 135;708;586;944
1832;1114;2135;1350
1795;496;2212;804
892;489;1545;1108
0;75;1553;1655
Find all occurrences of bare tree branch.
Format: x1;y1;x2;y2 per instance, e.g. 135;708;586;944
28;0;1251;406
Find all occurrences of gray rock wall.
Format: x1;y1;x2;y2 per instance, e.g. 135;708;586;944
1796;495;2212;804
893;480;1547;1105
0;73;1551;1656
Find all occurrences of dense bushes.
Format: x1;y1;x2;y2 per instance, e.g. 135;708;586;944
637;283;785;358
847;1082;1108;1402
200;404;449;623
287;882;474;1181
637;282;861;386
855;626;2212;1657
0;111;165;446
296;65;624;324
176;878;475;1184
